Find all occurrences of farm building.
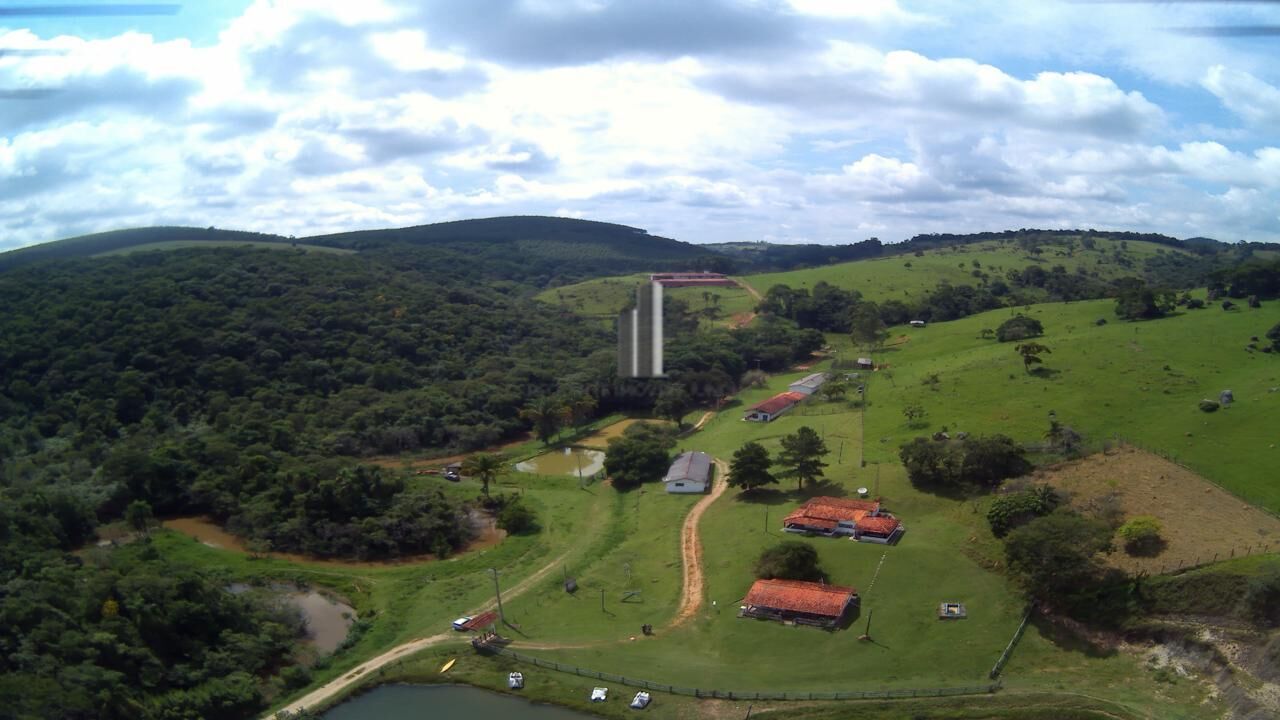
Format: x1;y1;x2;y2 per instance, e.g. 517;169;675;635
909;320;926;328
664;451;713;493
855;357;875;370
788;372;830;396
740;578;859;628
743;391;807;422
783;497;905;544
648;272;738;288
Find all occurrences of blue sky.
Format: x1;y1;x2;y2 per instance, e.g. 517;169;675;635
1;0;1278;249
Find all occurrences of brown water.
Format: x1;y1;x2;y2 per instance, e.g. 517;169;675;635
229;583;354;655
161;514;506;568
514;447;605;477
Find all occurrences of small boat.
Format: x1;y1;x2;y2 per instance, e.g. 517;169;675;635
439;658;456;674
590;686;608;702
629;691;651;709
508;671;524;689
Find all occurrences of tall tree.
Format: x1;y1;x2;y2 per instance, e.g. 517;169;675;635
849;303;888;349
654;384;692;426
461;453;505;497
776;426;829;491
1015;342;1051;373
125;499;154;537
520;396;568;444
729;441;777;492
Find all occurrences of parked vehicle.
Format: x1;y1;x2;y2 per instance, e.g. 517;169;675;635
508;672;524;689
590;687;608;702
629;691;651;709
451;616;473;631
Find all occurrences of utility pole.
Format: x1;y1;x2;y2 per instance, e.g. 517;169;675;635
764;506;769;533
600;588;606;613
490;568;505;622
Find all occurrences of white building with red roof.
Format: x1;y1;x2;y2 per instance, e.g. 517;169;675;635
742;391;807;422
783;496;905;544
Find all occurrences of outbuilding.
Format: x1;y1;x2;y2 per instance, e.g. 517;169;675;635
855;357;875;370
743;391;807;422
739;578;859;628
663;451;713;493
788;372;831;396
909;320;926;328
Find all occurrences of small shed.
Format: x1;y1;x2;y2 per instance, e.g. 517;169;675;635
855;358;874;370
663;451;713;493
788;372;831;396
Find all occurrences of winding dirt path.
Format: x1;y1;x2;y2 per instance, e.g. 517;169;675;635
267;549;573;718
668;459;730;629
730;277;762;329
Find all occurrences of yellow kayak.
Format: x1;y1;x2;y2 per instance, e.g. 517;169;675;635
440;658;457;674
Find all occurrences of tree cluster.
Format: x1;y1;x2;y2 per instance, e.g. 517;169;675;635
899;435;1031;490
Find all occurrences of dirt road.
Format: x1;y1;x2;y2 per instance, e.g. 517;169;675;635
730;277;762;329
668;459;730;628
267;549;572;718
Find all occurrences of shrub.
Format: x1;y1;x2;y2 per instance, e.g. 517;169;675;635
987;486;1059;538
1116;516;1164;556
1244;564;1280;627
1198;400;1220;413
497;497;539;535
996;315;1044;342
1186;298;1205;309
900;434;1030;490
754;541;824;582
1268;322;1280;352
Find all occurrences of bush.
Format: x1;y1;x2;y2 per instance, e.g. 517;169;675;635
496;497;538;535
1116;515;1164;556
995;315;1044;342
1244;564;1280;627
987;486;1059;538
1198;400;1220;413
899;434;1030;490
1185;298;1205;309
1268;322;1280;352
754;541;824;582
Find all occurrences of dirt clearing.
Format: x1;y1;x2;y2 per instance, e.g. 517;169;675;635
1030;446;1280;573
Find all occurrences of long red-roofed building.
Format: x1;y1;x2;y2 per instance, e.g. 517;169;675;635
743;391;807;422
740;578;859;628
783;496;905;544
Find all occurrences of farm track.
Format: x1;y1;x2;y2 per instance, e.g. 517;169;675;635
669;459;730;629
730;277;761;328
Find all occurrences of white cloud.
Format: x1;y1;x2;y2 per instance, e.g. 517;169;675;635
1203;65;1280;129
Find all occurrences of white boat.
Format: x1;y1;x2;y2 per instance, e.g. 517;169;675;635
590;687;608;702
508;671;524;689
629;691;651;709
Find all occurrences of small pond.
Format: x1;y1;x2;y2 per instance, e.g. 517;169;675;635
515;447;606;477
324;684;598;719
229;583;355;655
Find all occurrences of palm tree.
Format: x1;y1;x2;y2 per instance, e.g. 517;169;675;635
462;453;505;497
520;396;569;444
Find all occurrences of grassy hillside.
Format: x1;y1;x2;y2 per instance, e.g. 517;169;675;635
534;273;756;327
851;298;1280;511
747;237;1193;305
0;226;291;271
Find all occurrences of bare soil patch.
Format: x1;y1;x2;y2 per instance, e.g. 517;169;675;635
366;433;533;470
578;418;672;449
1030;446;1280;573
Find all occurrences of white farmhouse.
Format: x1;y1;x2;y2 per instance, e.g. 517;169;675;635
663;451;713;494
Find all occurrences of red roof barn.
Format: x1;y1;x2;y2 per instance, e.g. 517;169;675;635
740;579;859;628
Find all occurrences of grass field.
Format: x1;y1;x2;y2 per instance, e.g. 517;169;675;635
743;238;1189;304
849;298;1280;511
535;275;755;328
92;240;355;256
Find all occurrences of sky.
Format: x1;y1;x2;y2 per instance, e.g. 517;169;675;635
1;0;1279;250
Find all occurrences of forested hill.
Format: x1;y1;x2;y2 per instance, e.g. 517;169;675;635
0;216;724;280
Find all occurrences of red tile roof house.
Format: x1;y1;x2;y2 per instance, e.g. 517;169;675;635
739;578;859;629
783;497;905;545
742;391;807;422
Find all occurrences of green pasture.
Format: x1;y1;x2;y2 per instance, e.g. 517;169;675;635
92;239;354;256
534;274;755;328
745;238;1186;304
848;298;1280;511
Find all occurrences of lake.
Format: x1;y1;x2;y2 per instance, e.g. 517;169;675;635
515;447;606;477
323;684;598;719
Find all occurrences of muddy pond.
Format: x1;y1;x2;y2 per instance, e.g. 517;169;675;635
229;583;355;655
514;447;605;477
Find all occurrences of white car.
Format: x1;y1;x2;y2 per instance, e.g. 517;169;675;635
630;691;651;709
590;687;608;702
451;616;473;631
508;672;524;689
